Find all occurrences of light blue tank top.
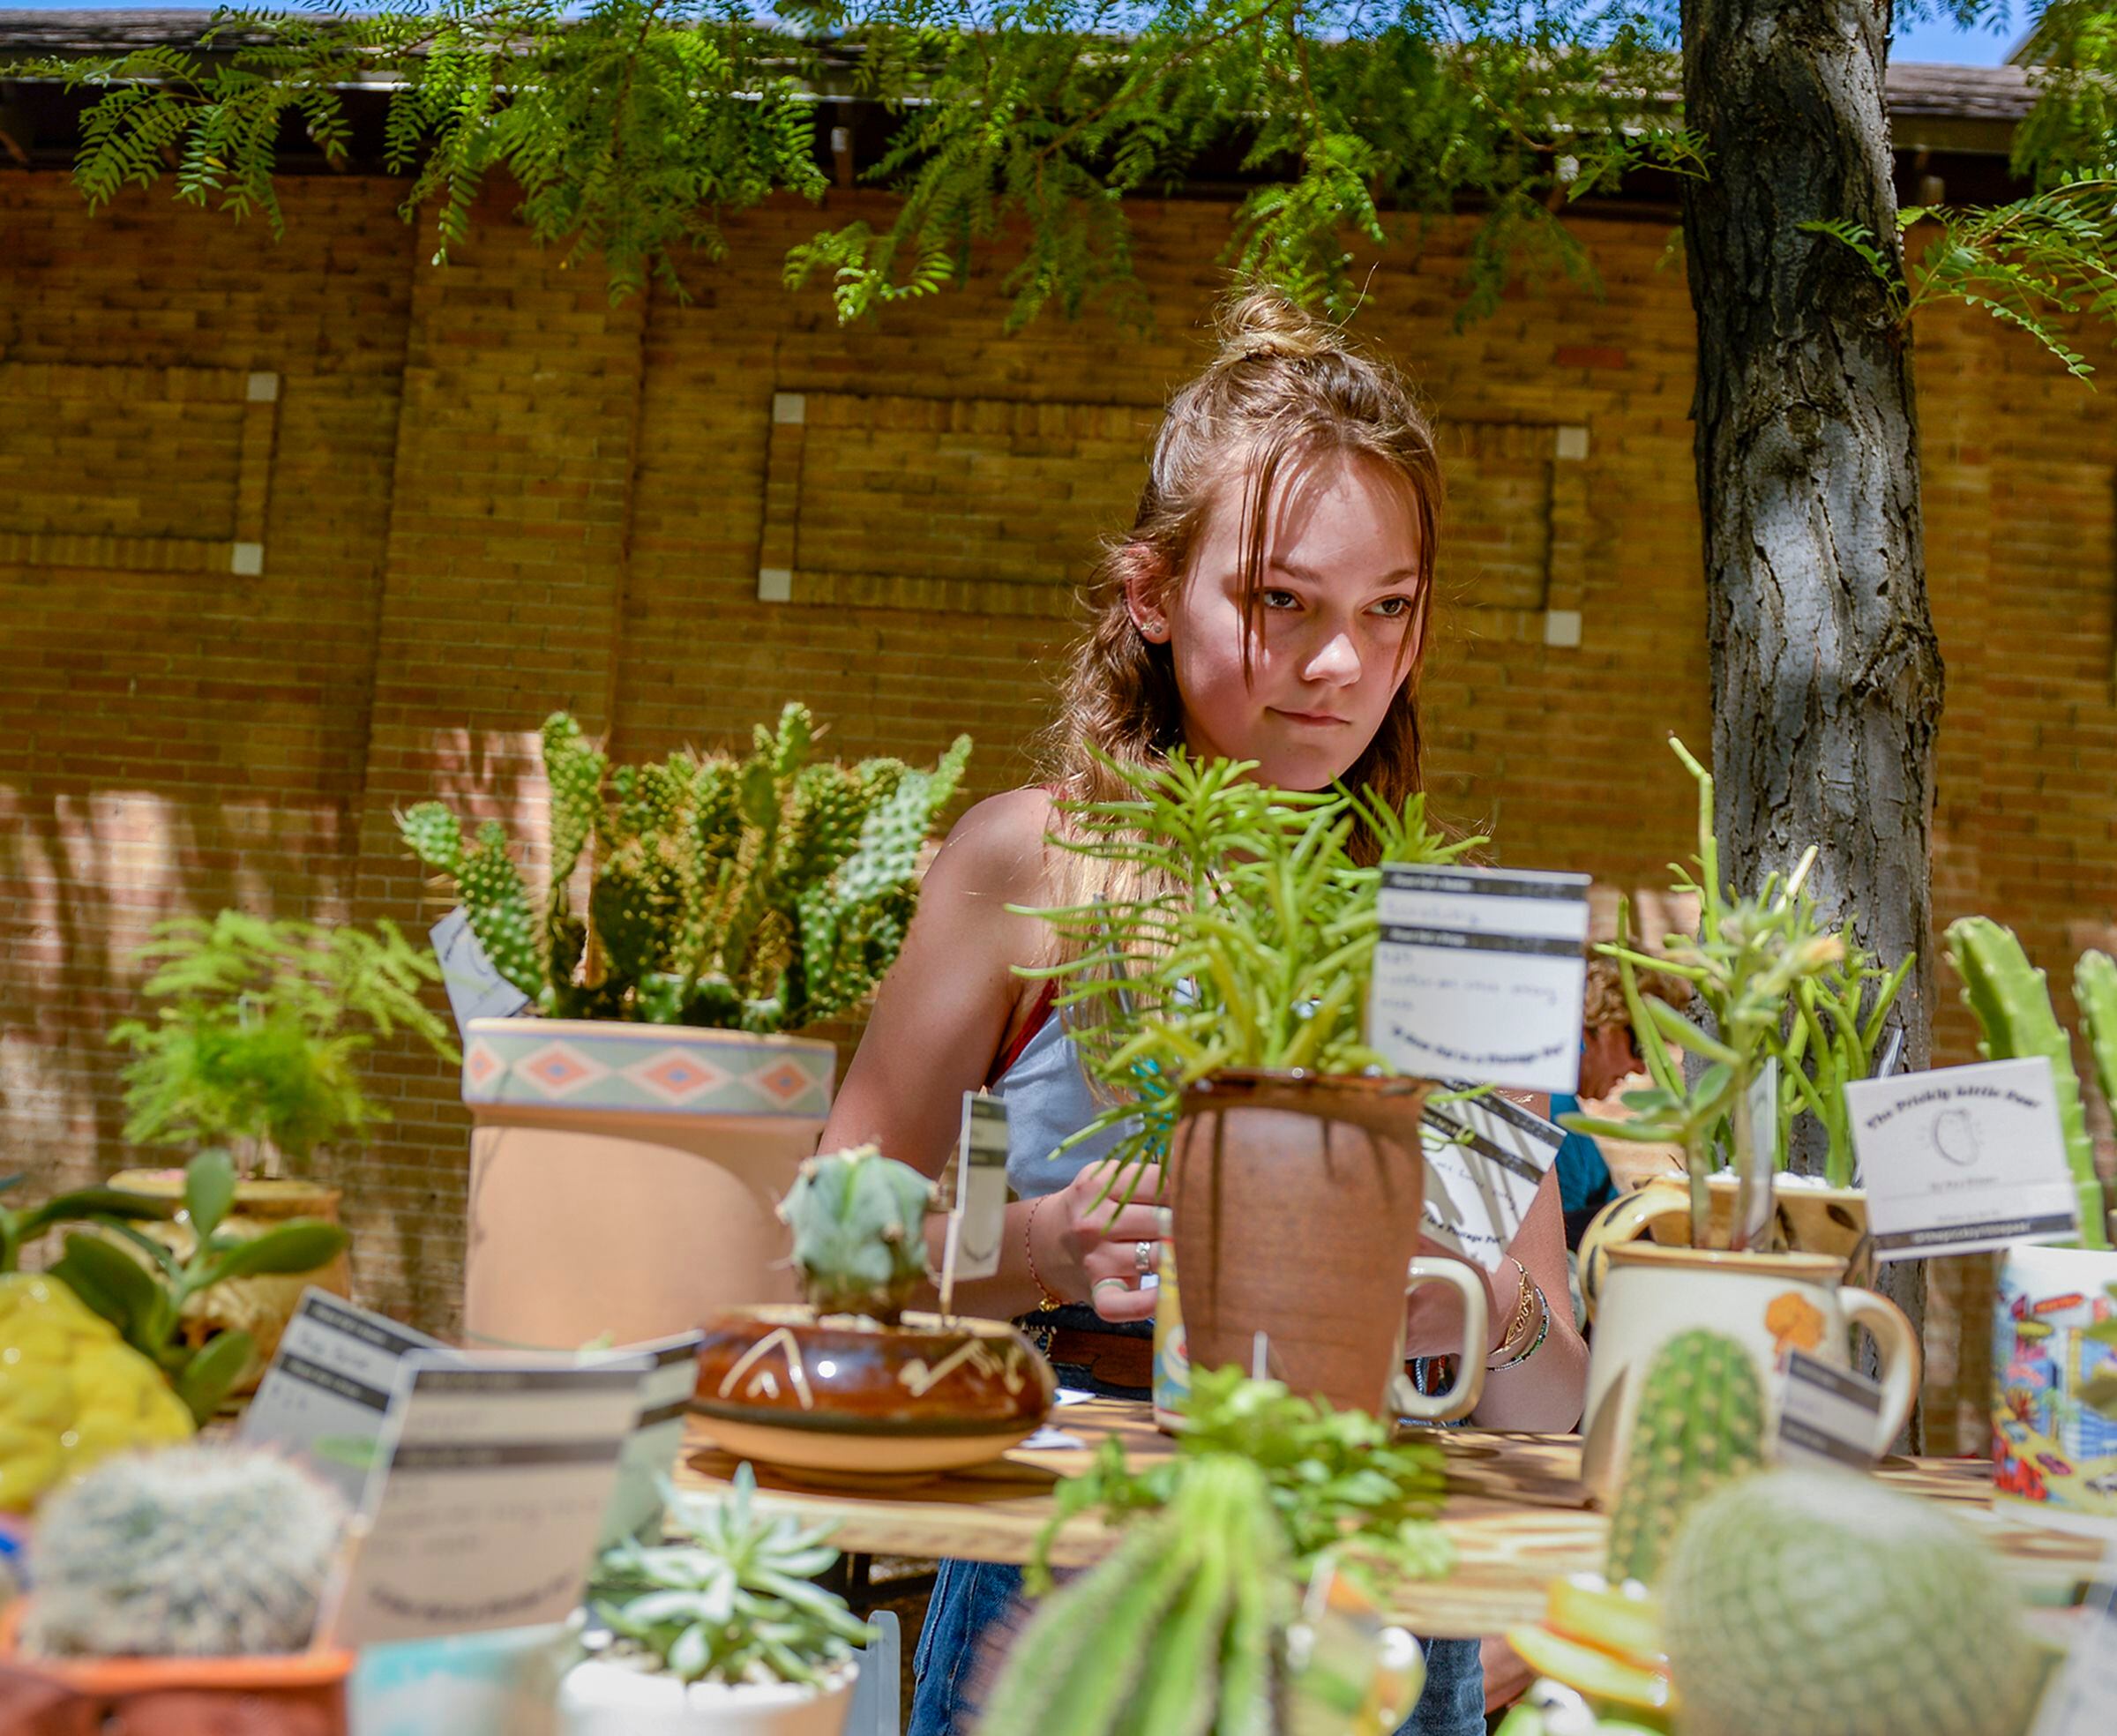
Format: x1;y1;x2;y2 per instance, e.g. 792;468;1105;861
992;1008;1140;1199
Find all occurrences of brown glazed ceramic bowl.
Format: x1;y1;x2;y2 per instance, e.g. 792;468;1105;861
692;1306;1056;1485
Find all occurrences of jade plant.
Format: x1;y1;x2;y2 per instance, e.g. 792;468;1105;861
46;1149;350;1425
0;1172;171;1275
777;1144;935;1324
24;1443;348;1657
108;910;459;1179
400;705;970;1031
587;1463;873;1688
1944;916;2116;1250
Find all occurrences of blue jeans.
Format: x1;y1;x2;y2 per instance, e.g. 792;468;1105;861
909;1556;1485;1736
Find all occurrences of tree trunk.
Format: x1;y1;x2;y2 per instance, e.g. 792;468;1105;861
1680;0;1944;1435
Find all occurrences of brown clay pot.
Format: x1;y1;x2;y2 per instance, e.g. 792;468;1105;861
0;1604;353;1736
1168;1071;1435;1415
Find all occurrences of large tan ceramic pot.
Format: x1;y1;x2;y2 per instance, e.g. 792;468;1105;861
1167;1071;1486;1419
103;1170;351;1394
459;1018;835;1350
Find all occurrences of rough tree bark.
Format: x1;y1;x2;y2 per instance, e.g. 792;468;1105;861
1680;0;1946;1426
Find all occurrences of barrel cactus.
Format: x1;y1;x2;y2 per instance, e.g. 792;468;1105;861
400;704;970;1032
1661;1469;2043;1736
1943;917;2112;1247
779;1145;935;1324
24;1443;348;1657
1604;1328;1765;1588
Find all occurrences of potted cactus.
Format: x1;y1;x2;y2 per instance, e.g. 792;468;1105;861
0;1443;355;1736
691;1146;1054;1483
400;705;969;1348
558;1463;872;1736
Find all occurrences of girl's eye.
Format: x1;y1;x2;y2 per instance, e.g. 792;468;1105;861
1261;589;1301;610
1370;596;1413;619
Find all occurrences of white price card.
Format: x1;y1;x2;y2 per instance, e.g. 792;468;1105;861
430;906;531;1038
1419;1088;1563;1270
1846;1057;2081;1261
942;1092;1012;1299
238;1289;446;1508
329;1355;646;1647
1369;865;1590;1094
1776;1350;1885;1470
2032;1547;2117;1736
591;1331;705;1549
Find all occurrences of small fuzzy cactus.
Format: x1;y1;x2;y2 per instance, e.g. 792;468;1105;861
778;1144;936;1325
24;1444;348;1657
1662;1468;2043;1736
400;706;969;1032
1604;1328;1765;1589
1944;917;2111;1248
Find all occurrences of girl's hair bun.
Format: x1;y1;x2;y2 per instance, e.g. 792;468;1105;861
1214;285;1340;364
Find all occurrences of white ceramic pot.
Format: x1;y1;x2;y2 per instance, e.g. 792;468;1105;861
557;1657;857;1736
460;1019;835;1348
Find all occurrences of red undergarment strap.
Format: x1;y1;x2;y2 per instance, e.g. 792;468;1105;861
985;978;1059;1089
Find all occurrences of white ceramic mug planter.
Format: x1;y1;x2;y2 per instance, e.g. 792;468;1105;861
557;1656;858;1736
460;1018;836;1349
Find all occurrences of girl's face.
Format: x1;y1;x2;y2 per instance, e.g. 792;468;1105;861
1145;450;1425;792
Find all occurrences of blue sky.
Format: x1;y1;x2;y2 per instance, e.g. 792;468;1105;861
0;2;2029;65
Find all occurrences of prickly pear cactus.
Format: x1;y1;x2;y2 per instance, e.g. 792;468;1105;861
24;1444;348;1657
778;1144;936;1324
1604;1328;1765;1588
1944;917;2110;1248
2076;949;2117;1133
1662;1469;2042;1736
398;704;970;1031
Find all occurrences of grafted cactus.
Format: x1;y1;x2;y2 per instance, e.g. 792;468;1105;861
400;705;969;1032
778;1144;936;1323
1943;917;2113;1249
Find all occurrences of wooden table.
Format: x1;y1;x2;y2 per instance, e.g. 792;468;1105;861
677;1400;2113;1639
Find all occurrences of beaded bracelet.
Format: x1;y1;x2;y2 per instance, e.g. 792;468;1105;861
1487;1283;1551;1371
1023;1195;1064;1313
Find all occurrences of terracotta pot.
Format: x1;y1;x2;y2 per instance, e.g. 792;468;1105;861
557;1655;857;1736
692;1306;1054;1485
459;1020;835;1349
0;1602;353;1736
1167;1071;1485;1418
103;1171;352;1395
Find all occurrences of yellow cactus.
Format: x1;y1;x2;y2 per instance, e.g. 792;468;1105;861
0;1273;192;1512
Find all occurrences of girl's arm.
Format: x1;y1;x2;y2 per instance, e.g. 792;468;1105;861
818;789;1164;1323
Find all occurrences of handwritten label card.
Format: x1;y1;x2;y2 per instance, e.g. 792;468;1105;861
593;1331;705;1549
1369;866;1590;1094
1846;1058;2080;1260
1419;1089;1563;1270
1776;1351;1885;1470
942;1092;1012;1300
331;1355;646;1647
238;1289;446;1508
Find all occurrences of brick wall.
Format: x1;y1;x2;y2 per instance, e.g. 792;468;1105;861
4;177;2113;1380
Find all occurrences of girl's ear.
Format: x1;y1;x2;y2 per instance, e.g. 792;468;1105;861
1119;545;1172;643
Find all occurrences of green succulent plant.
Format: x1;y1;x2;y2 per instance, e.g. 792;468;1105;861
0;1173;172;1275
45;1149;350;1425
777;1144;935;1324
400;705;969;1032
587;1463;873;1688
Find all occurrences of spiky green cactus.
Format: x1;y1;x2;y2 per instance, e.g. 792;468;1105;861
2076;950;2117;1129
24;1444;347;1657
1943;917;2111;1248
778;1144;935;1323
397;704;970;1031
1661;1469;2042;1736
1603;1329;1765;1589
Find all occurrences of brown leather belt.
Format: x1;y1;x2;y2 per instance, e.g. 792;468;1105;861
1044;1325;1155;1392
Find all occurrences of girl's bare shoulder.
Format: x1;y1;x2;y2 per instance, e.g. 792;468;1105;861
926;785;1061;908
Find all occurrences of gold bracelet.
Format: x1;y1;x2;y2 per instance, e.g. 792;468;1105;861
1492;1256;1535;1359
1023;1196;1064;1313
1488;1286;1551;1371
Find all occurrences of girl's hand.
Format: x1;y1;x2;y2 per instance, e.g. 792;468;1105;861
1034;1159;1166;1322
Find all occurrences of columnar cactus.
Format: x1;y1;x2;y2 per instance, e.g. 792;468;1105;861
1943;917;2112;1248
1604;1328;1765;1589
24;1444;348;1657
399;704;970;1032
778;1145;936;1324
2076;948;2117;1126
1662;1469;2042;1736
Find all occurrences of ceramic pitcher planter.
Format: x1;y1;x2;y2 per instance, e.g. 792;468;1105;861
1992;1244;2117;1529
1579;1242;1920;1499
1579;1175;1873;1303
1167;1072;1486;1420
460;1019;834;1350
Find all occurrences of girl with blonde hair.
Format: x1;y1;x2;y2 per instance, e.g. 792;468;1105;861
817;288;1588;1735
